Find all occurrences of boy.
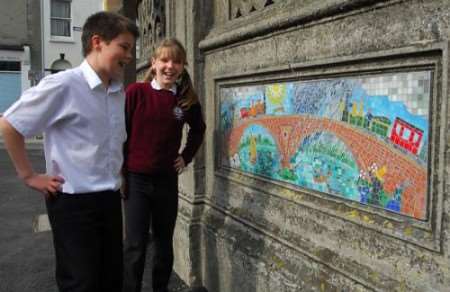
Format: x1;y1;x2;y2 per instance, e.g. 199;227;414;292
0;12;138;292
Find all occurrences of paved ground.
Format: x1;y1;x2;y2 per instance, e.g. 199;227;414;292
0;148;188;292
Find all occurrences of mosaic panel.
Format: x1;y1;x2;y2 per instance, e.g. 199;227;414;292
219;71;431;219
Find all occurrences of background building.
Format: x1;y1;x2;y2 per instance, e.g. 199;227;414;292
41;0;104;76
0;0;105;144
0;0;40;113
0;0;105;116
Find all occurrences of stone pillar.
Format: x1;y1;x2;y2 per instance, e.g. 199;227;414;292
103;0;123;12
122;0;137;86
169;0;212;289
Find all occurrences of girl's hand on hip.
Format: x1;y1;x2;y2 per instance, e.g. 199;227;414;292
174;156;186;174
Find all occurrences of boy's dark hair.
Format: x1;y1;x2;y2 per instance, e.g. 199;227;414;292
81;11;139;57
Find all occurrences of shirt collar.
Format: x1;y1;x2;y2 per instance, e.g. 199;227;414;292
80;60;122;92
151;79;177;94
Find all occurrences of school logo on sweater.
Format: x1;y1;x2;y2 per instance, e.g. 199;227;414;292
173;106;184;120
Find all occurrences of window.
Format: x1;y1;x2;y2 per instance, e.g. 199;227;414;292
412;132;420;143
0;61;21;113
396;123;402;135
51;0;71;37
0;61;20;71
402;128;411;140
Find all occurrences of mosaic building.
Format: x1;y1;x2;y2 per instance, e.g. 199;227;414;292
125;0;450;291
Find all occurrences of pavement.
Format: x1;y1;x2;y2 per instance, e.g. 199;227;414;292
0;147;189;292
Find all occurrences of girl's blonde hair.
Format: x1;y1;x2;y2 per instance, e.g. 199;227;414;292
143;38;199;109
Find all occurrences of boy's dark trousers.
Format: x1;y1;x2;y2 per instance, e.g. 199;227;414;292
46;190;123;292
123;172;179;292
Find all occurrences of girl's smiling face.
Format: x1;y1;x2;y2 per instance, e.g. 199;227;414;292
151;48;185;90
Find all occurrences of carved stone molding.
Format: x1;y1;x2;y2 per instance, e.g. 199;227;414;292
230;0;278;19
200;0;393;52
137;0;166;61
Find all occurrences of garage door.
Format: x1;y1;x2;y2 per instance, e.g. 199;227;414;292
0;71;21;113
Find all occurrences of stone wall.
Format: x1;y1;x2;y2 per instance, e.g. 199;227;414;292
137;0;450;291
0;0;28;46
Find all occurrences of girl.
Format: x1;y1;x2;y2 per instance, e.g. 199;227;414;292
122;38;206;292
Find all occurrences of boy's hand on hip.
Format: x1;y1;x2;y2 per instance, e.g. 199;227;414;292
23;174;65;198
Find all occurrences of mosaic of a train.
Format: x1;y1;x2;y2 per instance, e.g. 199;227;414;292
235;92;425;157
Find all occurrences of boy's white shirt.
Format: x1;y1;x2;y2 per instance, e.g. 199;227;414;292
3;60;126;194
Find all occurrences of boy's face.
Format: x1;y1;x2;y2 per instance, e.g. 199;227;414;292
94;32;135;82
151;51;184;90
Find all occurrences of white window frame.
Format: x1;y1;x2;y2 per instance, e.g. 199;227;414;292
50;0;73;41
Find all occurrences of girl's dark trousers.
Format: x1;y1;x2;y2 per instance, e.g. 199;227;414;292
45;190;123;292
123;172;179;292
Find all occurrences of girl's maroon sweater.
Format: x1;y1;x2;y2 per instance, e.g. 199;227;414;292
124;82;206;175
